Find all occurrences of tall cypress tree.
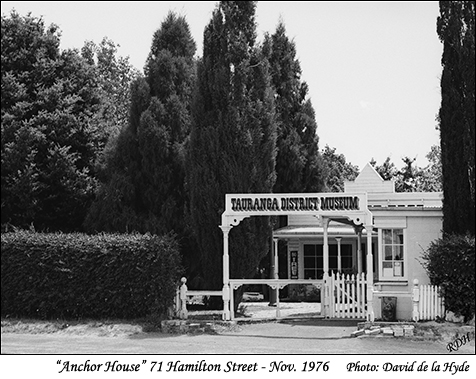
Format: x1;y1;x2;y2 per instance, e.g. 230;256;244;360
187;1;277;290
437;1;475;236
263;22;325;194
85;12;196;238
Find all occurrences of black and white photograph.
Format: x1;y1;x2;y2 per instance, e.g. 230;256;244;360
1;1;474;377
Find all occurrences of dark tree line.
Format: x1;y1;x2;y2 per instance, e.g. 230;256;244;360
1;3;328;289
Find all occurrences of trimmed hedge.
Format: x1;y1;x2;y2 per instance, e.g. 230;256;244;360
1;231;182;319
422;233;475;323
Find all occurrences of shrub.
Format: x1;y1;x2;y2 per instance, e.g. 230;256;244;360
421;234;475;322
1;231;182;320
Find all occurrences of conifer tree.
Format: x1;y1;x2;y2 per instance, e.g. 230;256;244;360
263;22;325;194
85;12;196;238
187;1;277;290
81;37;139;178
437;1;475;236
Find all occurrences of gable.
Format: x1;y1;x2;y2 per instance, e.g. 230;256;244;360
344;163;395;193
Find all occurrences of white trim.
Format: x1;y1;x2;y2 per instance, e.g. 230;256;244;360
378;228;408;282
368;191;442;208
373;216;407;229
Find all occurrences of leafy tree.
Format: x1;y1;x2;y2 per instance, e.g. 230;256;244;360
80;37;139;177
1;11;103;231
321;145;359;192
263;21;325;194
420;144;443;192
395;156;422;192
370;157;398;181
370;151;443;193
85;12;196;240
187;1;277;291
437;1;475;236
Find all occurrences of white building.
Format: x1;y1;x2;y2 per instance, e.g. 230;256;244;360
220;163;443;321
274;163;443;320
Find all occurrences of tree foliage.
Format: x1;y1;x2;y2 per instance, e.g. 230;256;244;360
85;12;196;239
369;148;443;193
370;157;399;182
437;1;475;236
187;1;277;290
1;11;103;231
396;157;422;192
321;145;359;192
263;22;325;194
420;145;443;192
422;233;475;322
80;37;140;177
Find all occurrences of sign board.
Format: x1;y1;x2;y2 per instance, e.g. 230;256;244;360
222;193;371;226
225;193;367;213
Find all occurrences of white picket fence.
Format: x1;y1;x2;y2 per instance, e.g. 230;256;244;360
328;272;367;319
413;281;445;321
328;275;445;321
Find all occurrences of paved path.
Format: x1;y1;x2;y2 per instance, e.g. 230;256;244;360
2;321;474;355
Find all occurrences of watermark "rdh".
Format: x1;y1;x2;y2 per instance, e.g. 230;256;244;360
446;332;473;352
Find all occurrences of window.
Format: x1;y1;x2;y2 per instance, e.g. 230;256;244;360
304;244;323;279
381;229;405;279
303;244;353;279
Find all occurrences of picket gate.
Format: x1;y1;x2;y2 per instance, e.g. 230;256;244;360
328;272;367;319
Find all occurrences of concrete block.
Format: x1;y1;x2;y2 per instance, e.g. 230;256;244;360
446;311;464;323
351;329;365;337
357;321;372;330
393;327;404;337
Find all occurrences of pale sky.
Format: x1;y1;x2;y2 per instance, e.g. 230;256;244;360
1;1;443;170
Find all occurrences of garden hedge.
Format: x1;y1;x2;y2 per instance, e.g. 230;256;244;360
422;233;475;323
1;231;182;320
